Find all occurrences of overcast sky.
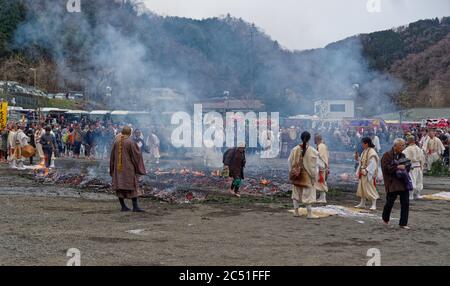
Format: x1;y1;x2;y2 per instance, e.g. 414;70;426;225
143;0;450;51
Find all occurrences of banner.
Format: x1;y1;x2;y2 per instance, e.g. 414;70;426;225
0;102;7;129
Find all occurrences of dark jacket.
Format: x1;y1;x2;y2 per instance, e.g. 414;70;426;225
40;133;57;151
223;148;246;179
381;148;408;193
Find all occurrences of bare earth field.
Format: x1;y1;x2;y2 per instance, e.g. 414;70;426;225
0;159;449;266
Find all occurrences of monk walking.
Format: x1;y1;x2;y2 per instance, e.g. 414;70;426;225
314;134;329;203
110;126;147;212
288;131;319;219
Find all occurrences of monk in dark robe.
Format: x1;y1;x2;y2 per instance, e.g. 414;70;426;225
110;126;146;212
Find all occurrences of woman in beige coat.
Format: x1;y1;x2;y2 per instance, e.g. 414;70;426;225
288;131;319;219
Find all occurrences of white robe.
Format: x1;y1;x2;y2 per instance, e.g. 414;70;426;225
423;137;445;170
12;130;29;162
314;143;329;193
373;135;381;153
288;145;318;204
403;144;425;193
34;129;45;159
356;148;381;201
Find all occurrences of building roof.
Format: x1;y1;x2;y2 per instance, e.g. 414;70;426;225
199;99;265;111
376;108;450;121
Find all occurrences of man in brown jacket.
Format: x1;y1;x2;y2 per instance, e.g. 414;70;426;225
381;138;410;229
110;126;147;212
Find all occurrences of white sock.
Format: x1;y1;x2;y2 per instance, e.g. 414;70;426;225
357;198;365;207
371;200;377;209
293;200;300;209
306;205;312;217
319;192;326;201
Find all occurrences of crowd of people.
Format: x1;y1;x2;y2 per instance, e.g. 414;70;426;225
280;123;450;168
0;115;162;169
1;113;449;225
282;126;448;229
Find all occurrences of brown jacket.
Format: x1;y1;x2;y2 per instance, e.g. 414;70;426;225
381;148;408;193
223;148;246;179
110;135;146;191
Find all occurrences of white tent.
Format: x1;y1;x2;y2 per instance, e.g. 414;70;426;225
66;110;89;114
90;110;111;115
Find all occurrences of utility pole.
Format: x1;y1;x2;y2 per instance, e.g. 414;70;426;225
30;68;37;88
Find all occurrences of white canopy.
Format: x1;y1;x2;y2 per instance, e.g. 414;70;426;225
66;110;89;114
90;110;111;115
110;111;149;116
40;108;68;113
110;110;129;116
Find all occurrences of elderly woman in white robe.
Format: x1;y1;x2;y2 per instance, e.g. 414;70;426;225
355;137;382;210
288;131;319;219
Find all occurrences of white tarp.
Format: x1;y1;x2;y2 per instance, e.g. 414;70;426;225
288;205;382;219
422;192;450;202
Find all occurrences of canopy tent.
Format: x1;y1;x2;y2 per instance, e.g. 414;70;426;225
40;108;68;113
111;110;149;116
90;110;111;115
66;110;89;114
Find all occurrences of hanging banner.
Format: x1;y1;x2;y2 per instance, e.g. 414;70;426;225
0;102;8;129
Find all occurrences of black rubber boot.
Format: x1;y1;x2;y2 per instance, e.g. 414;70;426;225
132;198;145;212
119;198;130;212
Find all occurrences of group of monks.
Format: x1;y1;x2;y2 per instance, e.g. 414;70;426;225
287;128;447;222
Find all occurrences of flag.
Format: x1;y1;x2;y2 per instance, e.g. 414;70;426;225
0;102;8;129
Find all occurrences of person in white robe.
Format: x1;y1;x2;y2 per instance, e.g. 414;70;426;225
371;133;381;154
12;125;30;170
314;134;329;203
146;131;161;164
403;135;425;200
7;124;17;167
34;125;45;166
423;129;445;171
288;131;319;219
355;137;382;210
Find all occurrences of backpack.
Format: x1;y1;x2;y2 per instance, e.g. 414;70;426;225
223;148;235;166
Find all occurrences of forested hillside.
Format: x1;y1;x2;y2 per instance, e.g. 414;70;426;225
0;0;449;114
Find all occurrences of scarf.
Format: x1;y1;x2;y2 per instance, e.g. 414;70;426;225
117;134;130;172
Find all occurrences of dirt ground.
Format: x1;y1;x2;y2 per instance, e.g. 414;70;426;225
0;161;449;266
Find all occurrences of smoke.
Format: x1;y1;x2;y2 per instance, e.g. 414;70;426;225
295;36;403;116
12;0;193;118
11;0;402;125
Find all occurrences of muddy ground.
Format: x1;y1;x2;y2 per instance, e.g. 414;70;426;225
0;159;449;266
